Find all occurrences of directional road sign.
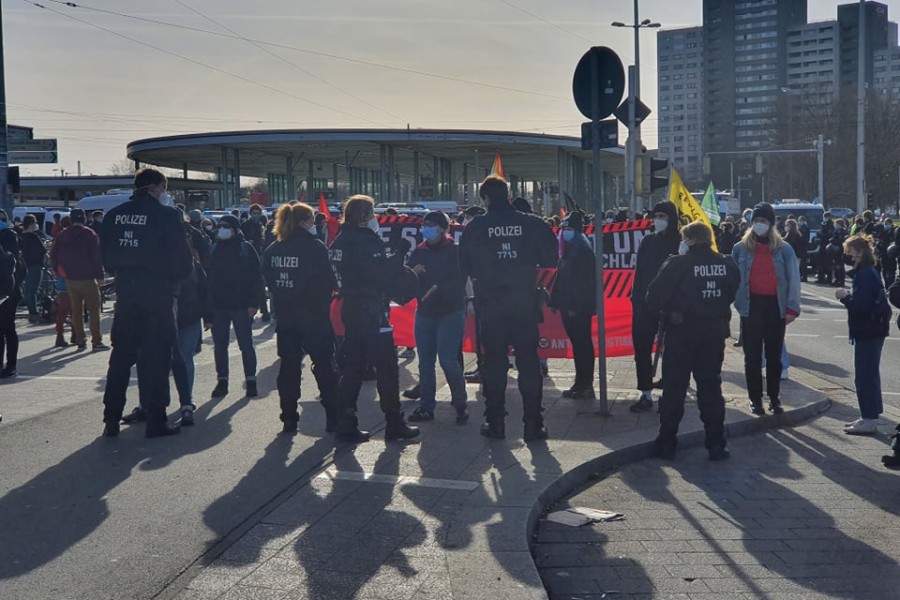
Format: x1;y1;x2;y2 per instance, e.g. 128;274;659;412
9;151;58;164
9;138;57;152
7;125;34;141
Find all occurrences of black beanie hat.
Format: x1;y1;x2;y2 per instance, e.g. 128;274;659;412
562;211;584;231
423;210;449;230
218;214;241;231
751;202;776;225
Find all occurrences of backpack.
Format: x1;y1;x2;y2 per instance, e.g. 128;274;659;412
210;241;250;260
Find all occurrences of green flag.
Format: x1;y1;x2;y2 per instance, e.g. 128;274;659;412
701;181;720;226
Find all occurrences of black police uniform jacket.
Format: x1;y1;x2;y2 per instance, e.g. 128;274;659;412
329;224;407;334
100;190;193;307
645;245;740;339
631;202;681;311
458;201;557;320
262;229;336;331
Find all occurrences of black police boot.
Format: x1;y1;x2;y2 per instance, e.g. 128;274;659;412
384;411;420;442
480;418;505;440
523;419;549;443
121;406;147;425
402;384;421;400
334;413;370;444
650;436;676;460
768;398;784;415
245;379;258;398
102;421;120;437
211;380;228;398
749;400;766;416
146;418;181;438
708;445;731;461
882;425;900;469
282;420;298;434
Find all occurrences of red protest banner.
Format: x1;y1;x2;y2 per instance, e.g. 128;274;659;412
329;216;653;358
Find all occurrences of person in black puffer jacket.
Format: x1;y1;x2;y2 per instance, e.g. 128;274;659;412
629;201;681;412
206;214;265;398
405;211;468;424
19;214;47;322
549;211;597;399
262;203;339;434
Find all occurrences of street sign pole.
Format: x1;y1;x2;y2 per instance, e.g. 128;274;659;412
589;52;609;417
0;2;10;217
573;46;624;418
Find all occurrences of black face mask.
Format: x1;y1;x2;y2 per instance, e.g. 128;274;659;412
843;254;855;266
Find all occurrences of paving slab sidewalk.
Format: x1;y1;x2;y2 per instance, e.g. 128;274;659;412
158;349;829;600
535;377;900;600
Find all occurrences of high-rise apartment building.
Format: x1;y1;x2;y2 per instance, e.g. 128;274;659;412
701;0;807;186
656;27;704;184
837;1;896;93
785;21;839;105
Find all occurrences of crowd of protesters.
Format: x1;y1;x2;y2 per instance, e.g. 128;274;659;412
0;170;897;468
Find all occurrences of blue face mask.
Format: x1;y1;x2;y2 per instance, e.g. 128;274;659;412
0;220;8;230
421;226;440;242
562;230;575;242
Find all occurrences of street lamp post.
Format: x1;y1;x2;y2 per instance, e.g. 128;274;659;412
612;0;660;215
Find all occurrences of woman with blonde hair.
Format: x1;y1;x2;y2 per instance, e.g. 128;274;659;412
836;234;891;435
261;202;340;434
732;202;801;416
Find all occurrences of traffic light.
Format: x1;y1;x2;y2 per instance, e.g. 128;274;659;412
636;155;669;195
6;167;19;193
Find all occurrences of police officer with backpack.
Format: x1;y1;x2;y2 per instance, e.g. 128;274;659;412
99;168;193;437
459;175;558;442
262;202;340;434
646;221;740;460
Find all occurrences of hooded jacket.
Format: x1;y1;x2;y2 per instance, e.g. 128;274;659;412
549;232;596;314
632;201;680;310
50;223;103;281
206;234;265;312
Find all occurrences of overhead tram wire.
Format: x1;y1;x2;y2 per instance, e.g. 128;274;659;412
171;0;404;123
36;0;568;102
494;0;593;44
24;0;380;123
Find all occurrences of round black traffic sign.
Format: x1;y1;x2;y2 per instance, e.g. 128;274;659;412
572;47;625;121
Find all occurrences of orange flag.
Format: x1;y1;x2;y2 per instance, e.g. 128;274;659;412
490;152;504;178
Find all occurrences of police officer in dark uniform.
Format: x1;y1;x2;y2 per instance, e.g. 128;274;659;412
817;212;835;284
329;195;420;443
262;202;340;434
100;168;193;437
459;175;558;441
646;221;740;460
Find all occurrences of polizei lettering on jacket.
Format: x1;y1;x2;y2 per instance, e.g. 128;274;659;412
116;214;147;248
271;255;299;288
114;214;147;226
695;262;726;298
488;225;523;238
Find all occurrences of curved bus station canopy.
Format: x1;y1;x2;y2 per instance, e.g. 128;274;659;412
127;128;625;213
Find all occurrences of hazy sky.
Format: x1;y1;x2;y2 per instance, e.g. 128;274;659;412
4;0;891;177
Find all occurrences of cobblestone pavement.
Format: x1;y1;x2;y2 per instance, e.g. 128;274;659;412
534;397;900;600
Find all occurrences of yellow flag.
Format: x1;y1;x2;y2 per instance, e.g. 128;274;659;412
668;166;718;252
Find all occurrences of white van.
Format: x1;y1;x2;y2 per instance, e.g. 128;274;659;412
76;191;133;213
12;206;70;235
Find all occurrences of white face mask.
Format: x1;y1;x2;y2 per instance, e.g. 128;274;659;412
306;223;317;235
752;222;770;237
653;218;668;233
367;216;380;233
678;241;690;255
158;191;174;207
217;227;234;240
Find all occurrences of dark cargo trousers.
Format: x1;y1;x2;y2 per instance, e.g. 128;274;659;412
276;324;339;424
103;300;177;426
480;316;543;425
657;325;727;452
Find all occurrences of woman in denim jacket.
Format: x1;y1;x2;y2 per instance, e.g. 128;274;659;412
732;203;801;416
